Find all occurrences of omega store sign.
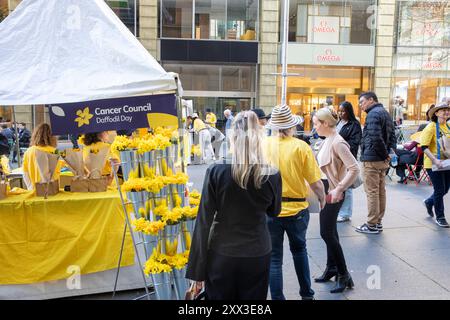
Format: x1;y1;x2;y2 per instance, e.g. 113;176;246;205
287;43;375;67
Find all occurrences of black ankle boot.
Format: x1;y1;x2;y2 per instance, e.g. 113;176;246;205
330;272;354;293
314;266;338;283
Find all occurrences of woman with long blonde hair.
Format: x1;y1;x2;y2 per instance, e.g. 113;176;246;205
312;107;359;293
186;111;282;300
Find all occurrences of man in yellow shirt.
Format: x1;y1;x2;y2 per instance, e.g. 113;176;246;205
264;104;325;300
205;109;217;128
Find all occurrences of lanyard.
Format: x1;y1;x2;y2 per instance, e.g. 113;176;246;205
435;122;450;160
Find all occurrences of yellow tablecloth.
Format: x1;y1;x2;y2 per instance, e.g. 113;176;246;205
0;190;134;285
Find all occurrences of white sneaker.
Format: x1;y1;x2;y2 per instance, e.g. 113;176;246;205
337;216;350;223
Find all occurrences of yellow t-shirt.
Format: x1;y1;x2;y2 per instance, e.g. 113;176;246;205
264;136;321;217
82;142;119;176
194;118;207;132
22;145;62;190
420;122;450;169
206;113;217;128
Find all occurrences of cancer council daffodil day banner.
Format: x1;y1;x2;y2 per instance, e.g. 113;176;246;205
48;94;178;135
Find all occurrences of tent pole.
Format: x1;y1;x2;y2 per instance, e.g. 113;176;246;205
11;106;21;167
134;0;137;37
175;76;185;174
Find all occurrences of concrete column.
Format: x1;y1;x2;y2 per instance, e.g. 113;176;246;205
139;0;159;60
258;0;280;112
8;0;21;12
374;0;396;111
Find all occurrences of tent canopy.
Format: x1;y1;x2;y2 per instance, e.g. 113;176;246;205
0;0;177;106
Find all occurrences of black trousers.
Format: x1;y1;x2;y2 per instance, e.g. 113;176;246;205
205;250;271;300
320;180;348;275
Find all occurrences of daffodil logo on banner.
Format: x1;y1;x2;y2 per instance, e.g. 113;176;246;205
48;94;177;135
74;107;94;127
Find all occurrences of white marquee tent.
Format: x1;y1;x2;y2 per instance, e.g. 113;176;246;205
0;0;178;106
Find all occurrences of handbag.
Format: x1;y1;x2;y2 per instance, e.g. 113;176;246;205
350;174;363;189
185;282;206;300
436;123;450;160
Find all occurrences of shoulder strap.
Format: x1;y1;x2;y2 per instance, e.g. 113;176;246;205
436;122;441;160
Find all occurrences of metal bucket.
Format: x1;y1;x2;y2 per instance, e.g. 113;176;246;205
173;267;189;300
151;272;172;300
119;149;140;181
160;224;180;256
181;218;195;251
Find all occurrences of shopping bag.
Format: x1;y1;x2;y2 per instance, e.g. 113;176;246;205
35;149;60;198
88;177;108;192
70;177;89;192
35;180;59;198
0;181;7;200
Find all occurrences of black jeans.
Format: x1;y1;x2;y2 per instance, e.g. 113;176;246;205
320;180;348;275
425;169;450;221
205;250;271;300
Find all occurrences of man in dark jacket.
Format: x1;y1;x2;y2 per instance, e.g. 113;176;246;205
356;92;396;235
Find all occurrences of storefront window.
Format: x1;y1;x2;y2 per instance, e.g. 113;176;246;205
161;0;193;38
285;0;376;45
163;63;255;92
397;1;450;47
278;65;374;130
0;0;8;22
160;0;258;40
392;1;450;121
106;0;140;36
195;0;226;40
0;107;12;124
226;0;258;40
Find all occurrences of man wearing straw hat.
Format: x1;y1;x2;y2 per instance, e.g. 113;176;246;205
264;104;326;300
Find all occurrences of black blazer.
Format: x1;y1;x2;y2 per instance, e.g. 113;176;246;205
338;120;362;159
186;164;282;281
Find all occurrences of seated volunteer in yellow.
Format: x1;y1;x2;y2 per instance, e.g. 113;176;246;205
82;132;120;184
205;109;217;128
23;123;61;190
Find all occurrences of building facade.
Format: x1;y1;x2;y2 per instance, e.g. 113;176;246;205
1;0;449;130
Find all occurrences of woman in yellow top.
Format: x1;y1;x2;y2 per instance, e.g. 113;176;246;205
23;123;61;190
421;103;450;228
82;132;120;185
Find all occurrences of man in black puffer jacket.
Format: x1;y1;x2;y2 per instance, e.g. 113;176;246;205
356;92;396;235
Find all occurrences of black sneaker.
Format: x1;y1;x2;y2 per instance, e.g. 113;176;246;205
423;199;434;217
356;223;380;234
435;219;450;228
376;223;383;232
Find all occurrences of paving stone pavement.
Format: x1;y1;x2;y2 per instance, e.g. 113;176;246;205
71;162;450;300
186;163;450;300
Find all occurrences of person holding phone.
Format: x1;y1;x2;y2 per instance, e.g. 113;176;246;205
312;108;359;293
